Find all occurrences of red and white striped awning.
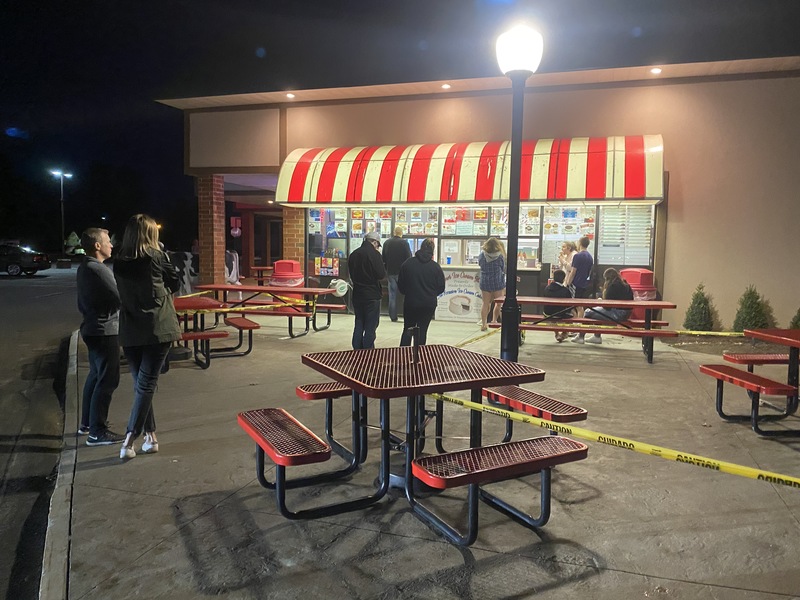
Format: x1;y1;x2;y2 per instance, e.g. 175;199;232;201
276;134;663;205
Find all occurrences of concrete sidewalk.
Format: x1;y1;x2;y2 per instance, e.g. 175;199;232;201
43;316;800;599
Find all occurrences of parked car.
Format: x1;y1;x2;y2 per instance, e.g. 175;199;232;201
0;244;51;276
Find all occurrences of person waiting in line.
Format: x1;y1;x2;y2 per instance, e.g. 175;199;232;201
573;267;633;345
381;226;412;323
564;236;593;318
114;214;182;459
76;227;124;446
397;237;445;346
478;237;506;331
543;269;573;342
349;231;386;349
557;240;578;279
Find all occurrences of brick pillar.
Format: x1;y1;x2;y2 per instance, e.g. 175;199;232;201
197;175;226;285
282;206;305;268
240;211;254;276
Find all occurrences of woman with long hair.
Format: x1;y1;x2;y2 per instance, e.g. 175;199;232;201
114;214;182;459
478;237;506;331
573;268;633;344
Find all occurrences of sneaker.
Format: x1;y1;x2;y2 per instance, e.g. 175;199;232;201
120;445;136;459
585;335;603;344
86;430;126;446
570;336;584;344
141;434;159;454
77;426;90;436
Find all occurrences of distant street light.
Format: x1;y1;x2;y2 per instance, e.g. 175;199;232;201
50;170;73;256
496;24;544;363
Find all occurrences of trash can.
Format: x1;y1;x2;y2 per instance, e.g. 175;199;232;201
620;268;657;320
269;260;305;312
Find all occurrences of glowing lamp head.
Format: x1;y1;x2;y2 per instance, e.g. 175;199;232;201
496;24;544;76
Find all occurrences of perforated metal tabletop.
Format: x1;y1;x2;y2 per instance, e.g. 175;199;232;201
302;344;545;399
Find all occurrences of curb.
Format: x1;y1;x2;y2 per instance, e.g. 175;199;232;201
39;330;79;600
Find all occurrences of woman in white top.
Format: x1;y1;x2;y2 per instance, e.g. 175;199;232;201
558;241;578;274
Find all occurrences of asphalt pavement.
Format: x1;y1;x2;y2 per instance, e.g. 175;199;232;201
0;268;79;600
43;308;800;600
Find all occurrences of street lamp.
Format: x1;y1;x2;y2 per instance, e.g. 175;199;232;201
50;170;73;256
496;24;544;363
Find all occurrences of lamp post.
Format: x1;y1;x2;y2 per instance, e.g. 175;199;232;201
495;25;543;363
50;170;73;256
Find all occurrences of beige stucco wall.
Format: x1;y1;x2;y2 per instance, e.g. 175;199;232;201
188;75;800;327
281;78;800;328
189;109;280;168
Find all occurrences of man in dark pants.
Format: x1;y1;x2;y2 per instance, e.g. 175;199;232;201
77;228;124;445
381;226;411;322
565;235;594;318
349;231;386;349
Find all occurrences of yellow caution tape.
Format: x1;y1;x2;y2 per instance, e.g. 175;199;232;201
676;330;745;337
431;393;800;490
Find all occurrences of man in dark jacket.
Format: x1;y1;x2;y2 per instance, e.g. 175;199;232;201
76;228;124;445
349;231;386;349
381;227;412;322
397;238;445;346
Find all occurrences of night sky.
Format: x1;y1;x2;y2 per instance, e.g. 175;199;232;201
2;0;799;249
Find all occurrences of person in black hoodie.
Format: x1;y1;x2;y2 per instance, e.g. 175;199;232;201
397;238;446;346
114;214;182;459
349;231;387;349
543;269;573;342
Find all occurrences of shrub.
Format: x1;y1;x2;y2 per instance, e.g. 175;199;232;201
732;285;773;332
683;283;715;331
790;308;800;330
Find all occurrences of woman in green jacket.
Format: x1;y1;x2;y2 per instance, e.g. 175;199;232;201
114;214;182;459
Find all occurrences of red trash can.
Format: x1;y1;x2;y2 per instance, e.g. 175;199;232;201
620;268;657;320
269;260;305;312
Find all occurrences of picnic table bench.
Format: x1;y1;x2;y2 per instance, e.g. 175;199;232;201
493;296;678;363
411;436;588;546
237;406;390;519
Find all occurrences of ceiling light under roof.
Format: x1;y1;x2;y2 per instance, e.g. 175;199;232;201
650;67;662;75
441;83;451;89
286;93;296;99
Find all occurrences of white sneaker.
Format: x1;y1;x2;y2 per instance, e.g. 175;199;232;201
141;434;159;454
120;445;136;459
570;336;584;344
585;335;602;344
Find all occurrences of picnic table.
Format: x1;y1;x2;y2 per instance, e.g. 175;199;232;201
172;295;229;368
296;345;588;545
493;296;678;363
699;328;799;436
250;265;273;285
195;283;338;338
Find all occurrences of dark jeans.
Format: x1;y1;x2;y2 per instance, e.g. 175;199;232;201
352;299;381;349
123;343;171;438
81;334;120;436
400;305;435;346
387;274;400;322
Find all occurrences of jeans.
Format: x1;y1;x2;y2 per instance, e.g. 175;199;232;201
400;305;435;346
81;334;121;436
387;274;400;321
123;343;171;438
352;299;381;349
583;307;632;337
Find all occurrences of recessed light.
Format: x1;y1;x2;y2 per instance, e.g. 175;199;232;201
286;93;296;99
441;83;451;90
650;67;662;75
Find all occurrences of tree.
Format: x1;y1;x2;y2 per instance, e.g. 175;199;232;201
683;283;715;331
789;308;800;330
732;285;773;332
